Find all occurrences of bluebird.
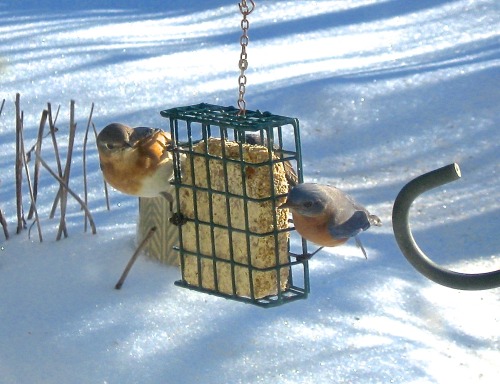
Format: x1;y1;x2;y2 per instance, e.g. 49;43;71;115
280;183;381;258
96;123;175;206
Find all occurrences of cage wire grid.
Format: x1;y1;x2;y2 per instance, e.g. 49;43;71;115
161;103;310;307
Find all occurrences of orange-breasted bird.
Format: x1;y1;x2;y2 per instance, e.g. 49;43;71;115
96;123;175;205
280;183;381;258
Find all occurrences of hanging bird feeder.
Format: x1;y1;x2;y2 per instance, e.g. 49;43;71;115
158;1;310;307
163;104;310;307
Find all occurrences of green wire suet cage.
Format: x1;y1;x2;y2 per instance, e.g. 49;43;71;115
161;103;310;307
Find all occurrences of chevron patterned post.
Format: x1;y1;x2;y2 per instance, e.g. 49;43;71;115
137;196;179;266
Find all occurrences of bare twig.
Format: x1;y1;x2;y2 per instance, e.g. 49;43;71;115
92;121;110;210
27;109;48;219
34;152;97;235
26;129;54;162
0;99;7;239
52;104;60;127
82;103;94;232
115;226;157;290
0;180;8;240
0;100;8;239
19;121;43;242
56;100;77;240
0;208;8;240
15;93;26;234
48;103;65;219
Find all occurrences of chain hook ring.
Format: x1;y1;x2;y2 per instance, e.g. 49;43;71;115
237;1;255;116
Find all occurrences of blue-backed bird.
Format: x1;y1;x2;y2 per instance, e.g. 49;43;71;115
280;183;381;258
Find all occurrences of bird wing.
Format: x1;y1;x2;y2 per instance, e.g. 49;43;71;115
130;127;173;159
129;127;163;146
328;210;371;238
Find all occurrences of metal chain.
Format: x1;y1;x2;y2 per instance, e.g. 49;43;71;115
237;0;255;116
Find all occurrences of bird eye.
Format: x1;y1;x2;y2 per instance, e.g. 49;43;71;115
105;143;115;150
303;201;313;208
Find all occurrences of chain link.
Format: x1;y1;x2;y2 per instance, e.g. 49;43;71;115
237;0;255;116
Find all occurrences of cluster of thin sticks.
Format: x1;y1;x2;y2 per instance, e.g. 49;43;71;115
0;93;110;242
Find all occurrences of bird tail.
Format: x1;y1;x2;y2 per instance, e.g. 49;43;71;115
368;214;382;227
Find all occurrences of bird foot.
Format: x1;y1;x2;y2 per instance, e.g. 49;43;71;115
295;246;324;261
169;212;187;226
354;235;368;259
160;191;174;213
295;254;312;262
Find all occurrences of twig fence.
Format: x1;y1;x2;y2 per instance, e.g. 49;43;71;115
0;93;110;242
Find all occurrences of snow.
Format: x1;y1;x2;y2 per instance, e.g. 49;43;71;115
0;1;499;383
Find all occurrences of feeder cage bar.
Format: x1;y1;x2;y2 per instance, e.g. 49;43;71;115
161;103;309;308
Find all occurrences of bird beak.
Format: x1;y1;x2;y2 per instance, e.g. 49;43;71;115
123;140;134;148
278;201;290;209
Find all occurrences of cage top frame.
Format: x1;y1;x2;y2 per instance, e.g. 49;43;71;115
160;103;299;131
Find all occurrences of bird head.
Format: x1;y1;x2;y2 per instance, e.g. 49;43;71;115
96;123;134;155
279;183;329;216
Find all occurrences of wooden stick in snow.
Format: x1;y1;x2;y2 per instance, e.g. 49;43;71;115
34;152;97;235
82;103;94;232
19;121;43;242
92;121;110;210
56;100;77;240
27;109;48;220
0;208;8;240
15;93;26;234
48;103;65;219
0;179;8;240
0;100;7;239
115;226;157;290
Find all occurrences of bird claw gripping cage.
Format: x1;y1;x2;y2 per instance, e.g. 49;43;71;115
161;103;310;307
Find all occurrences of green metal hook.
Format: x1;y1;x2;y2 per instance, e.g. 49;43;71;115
392;163;500;290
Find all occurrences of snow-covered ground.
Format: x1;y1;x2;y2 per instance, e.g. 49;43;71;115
0;1;499;383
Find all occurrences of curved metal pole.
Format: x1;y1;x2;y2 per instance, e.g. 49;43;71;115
392;163;500;290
